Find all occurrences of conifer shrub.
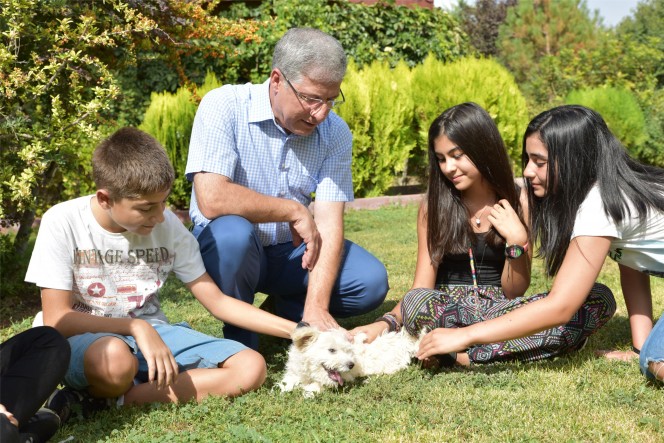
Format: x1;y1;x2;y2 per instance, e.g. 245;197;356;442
565;87;647;157
409;56;529;179
336;60;416;197
140;73;222;209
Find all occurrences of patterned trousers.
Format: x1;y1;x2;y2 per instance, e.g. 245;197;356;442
401;283;616;364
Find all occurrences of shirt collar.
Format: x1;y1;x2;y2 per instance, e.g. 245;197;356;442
248;79;275;124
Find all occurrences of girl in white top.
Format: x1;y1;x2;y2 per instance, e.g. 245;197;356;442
417;105;664;383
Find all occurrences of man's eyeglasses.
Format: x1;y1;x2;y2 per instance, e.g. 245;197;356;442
281;72;345;112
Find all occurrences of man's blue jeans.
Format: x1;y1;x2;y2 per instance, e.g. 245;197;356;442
193;215;389;349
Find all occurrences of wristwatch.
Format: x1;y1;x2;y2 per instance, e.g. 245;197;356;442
505;242;528;259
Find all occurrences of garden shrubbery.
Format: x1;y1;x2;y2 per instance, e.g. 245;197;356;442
410;56;529;177
2;0;662;305
140;73;223;209
142;56;527;199
565;87;647;153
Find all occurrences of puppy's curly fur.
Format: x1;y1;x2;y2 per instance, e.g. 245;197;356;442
279;326;420;397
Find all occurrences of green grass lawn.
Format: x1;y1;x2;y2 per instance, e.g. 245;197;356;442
3;202;663;442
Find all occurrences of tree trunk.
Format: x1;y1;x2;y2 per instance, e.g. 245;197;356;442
14;209;36;258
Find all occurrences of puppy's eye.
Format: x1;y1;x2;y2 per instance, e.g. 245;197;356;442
328;348;336;354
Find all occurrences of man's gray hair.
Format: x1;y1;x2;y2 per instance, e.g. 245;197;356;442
272;28;347;84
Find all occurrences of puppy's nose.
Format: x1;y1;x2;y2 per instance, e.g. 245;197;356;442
348;362;355;369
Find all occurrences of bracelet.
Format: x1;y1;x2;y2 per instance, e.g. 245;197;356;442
375;313;401;333
296;321;310;329
632;345;641;355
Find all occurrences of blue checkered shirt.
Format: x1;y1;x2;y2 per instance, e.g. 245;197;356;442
186;80;354;246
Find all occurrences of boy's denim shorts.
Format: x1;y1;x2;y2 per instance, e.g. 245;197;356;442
640;311;664;383
64;321;248;390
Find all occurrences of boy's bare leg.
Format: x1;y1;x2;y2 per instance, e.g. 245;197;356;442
85;337;139;398
123;350;266;404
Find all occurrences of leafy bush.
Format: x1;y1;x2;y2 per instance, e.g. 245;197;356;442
565;87;647;154
635;87;664;167
140;73;222;209
1;0;259;258
216;0;471;84
336;60;416;197
410;56;529;178
142;57;527;202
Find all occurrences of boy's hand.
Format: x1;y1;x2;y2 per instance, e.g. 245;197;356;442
131;321;178;390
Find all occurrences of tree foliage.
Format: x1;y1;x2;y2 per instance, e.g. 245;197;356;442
0;0;261;257
336;60;416;197
217;0;472;84
617;0;664;87
456;0;516;56
409;56;529;179
497;0;599;103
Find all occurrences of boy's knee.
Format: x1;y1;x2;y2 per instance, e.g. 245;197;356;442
224;350;267;393
84;337;137;396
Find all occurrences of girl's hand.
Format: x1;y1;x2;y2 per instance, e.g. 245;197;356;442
417;327;469;360
595;349;639;361
349;322;390;344
488;199;528;246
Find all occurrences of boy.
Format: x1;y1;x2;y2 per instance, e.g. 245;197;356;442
26;128;297;422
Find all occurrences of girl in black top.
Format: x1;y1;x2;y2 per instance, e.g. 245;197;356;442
352;103;615;366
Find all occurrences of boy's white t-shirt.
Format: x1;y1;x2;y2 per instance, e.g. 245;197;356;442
25;195;207;323
571;186;664;277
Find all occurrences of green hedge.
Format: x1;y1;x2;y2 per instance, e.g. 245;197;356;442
565;87;647;155
410;56;529;178
336;60;416;197
139;57;528;204
140;73;222;209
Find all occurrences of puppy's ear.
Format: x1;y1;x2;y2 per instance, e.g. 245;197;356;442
290;326;319;350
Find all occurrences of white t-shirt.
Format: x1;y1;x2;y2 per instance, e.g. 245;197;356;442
572;186;664;277
26;195;207;322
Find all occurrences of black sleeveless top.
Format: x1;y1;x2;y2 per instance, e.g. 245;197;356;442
435;233;505;286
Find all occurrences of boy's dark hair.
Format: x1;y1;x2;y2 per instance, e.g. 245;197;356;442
92;128;175;200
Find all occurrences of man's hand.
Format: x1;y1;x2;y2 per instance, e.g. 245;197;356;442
302;306;339;331
289;206;321;271
130;321;179;390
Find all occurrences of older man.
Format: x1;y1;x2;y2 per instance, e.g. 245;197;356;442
186;28;388;349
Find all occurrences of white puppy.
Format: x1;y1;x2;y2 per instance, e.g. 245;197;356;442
279;326;420;397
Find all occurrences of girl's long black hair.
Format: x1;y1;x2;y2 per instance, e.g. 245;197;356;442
427;102;523;266
523;105;664;276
